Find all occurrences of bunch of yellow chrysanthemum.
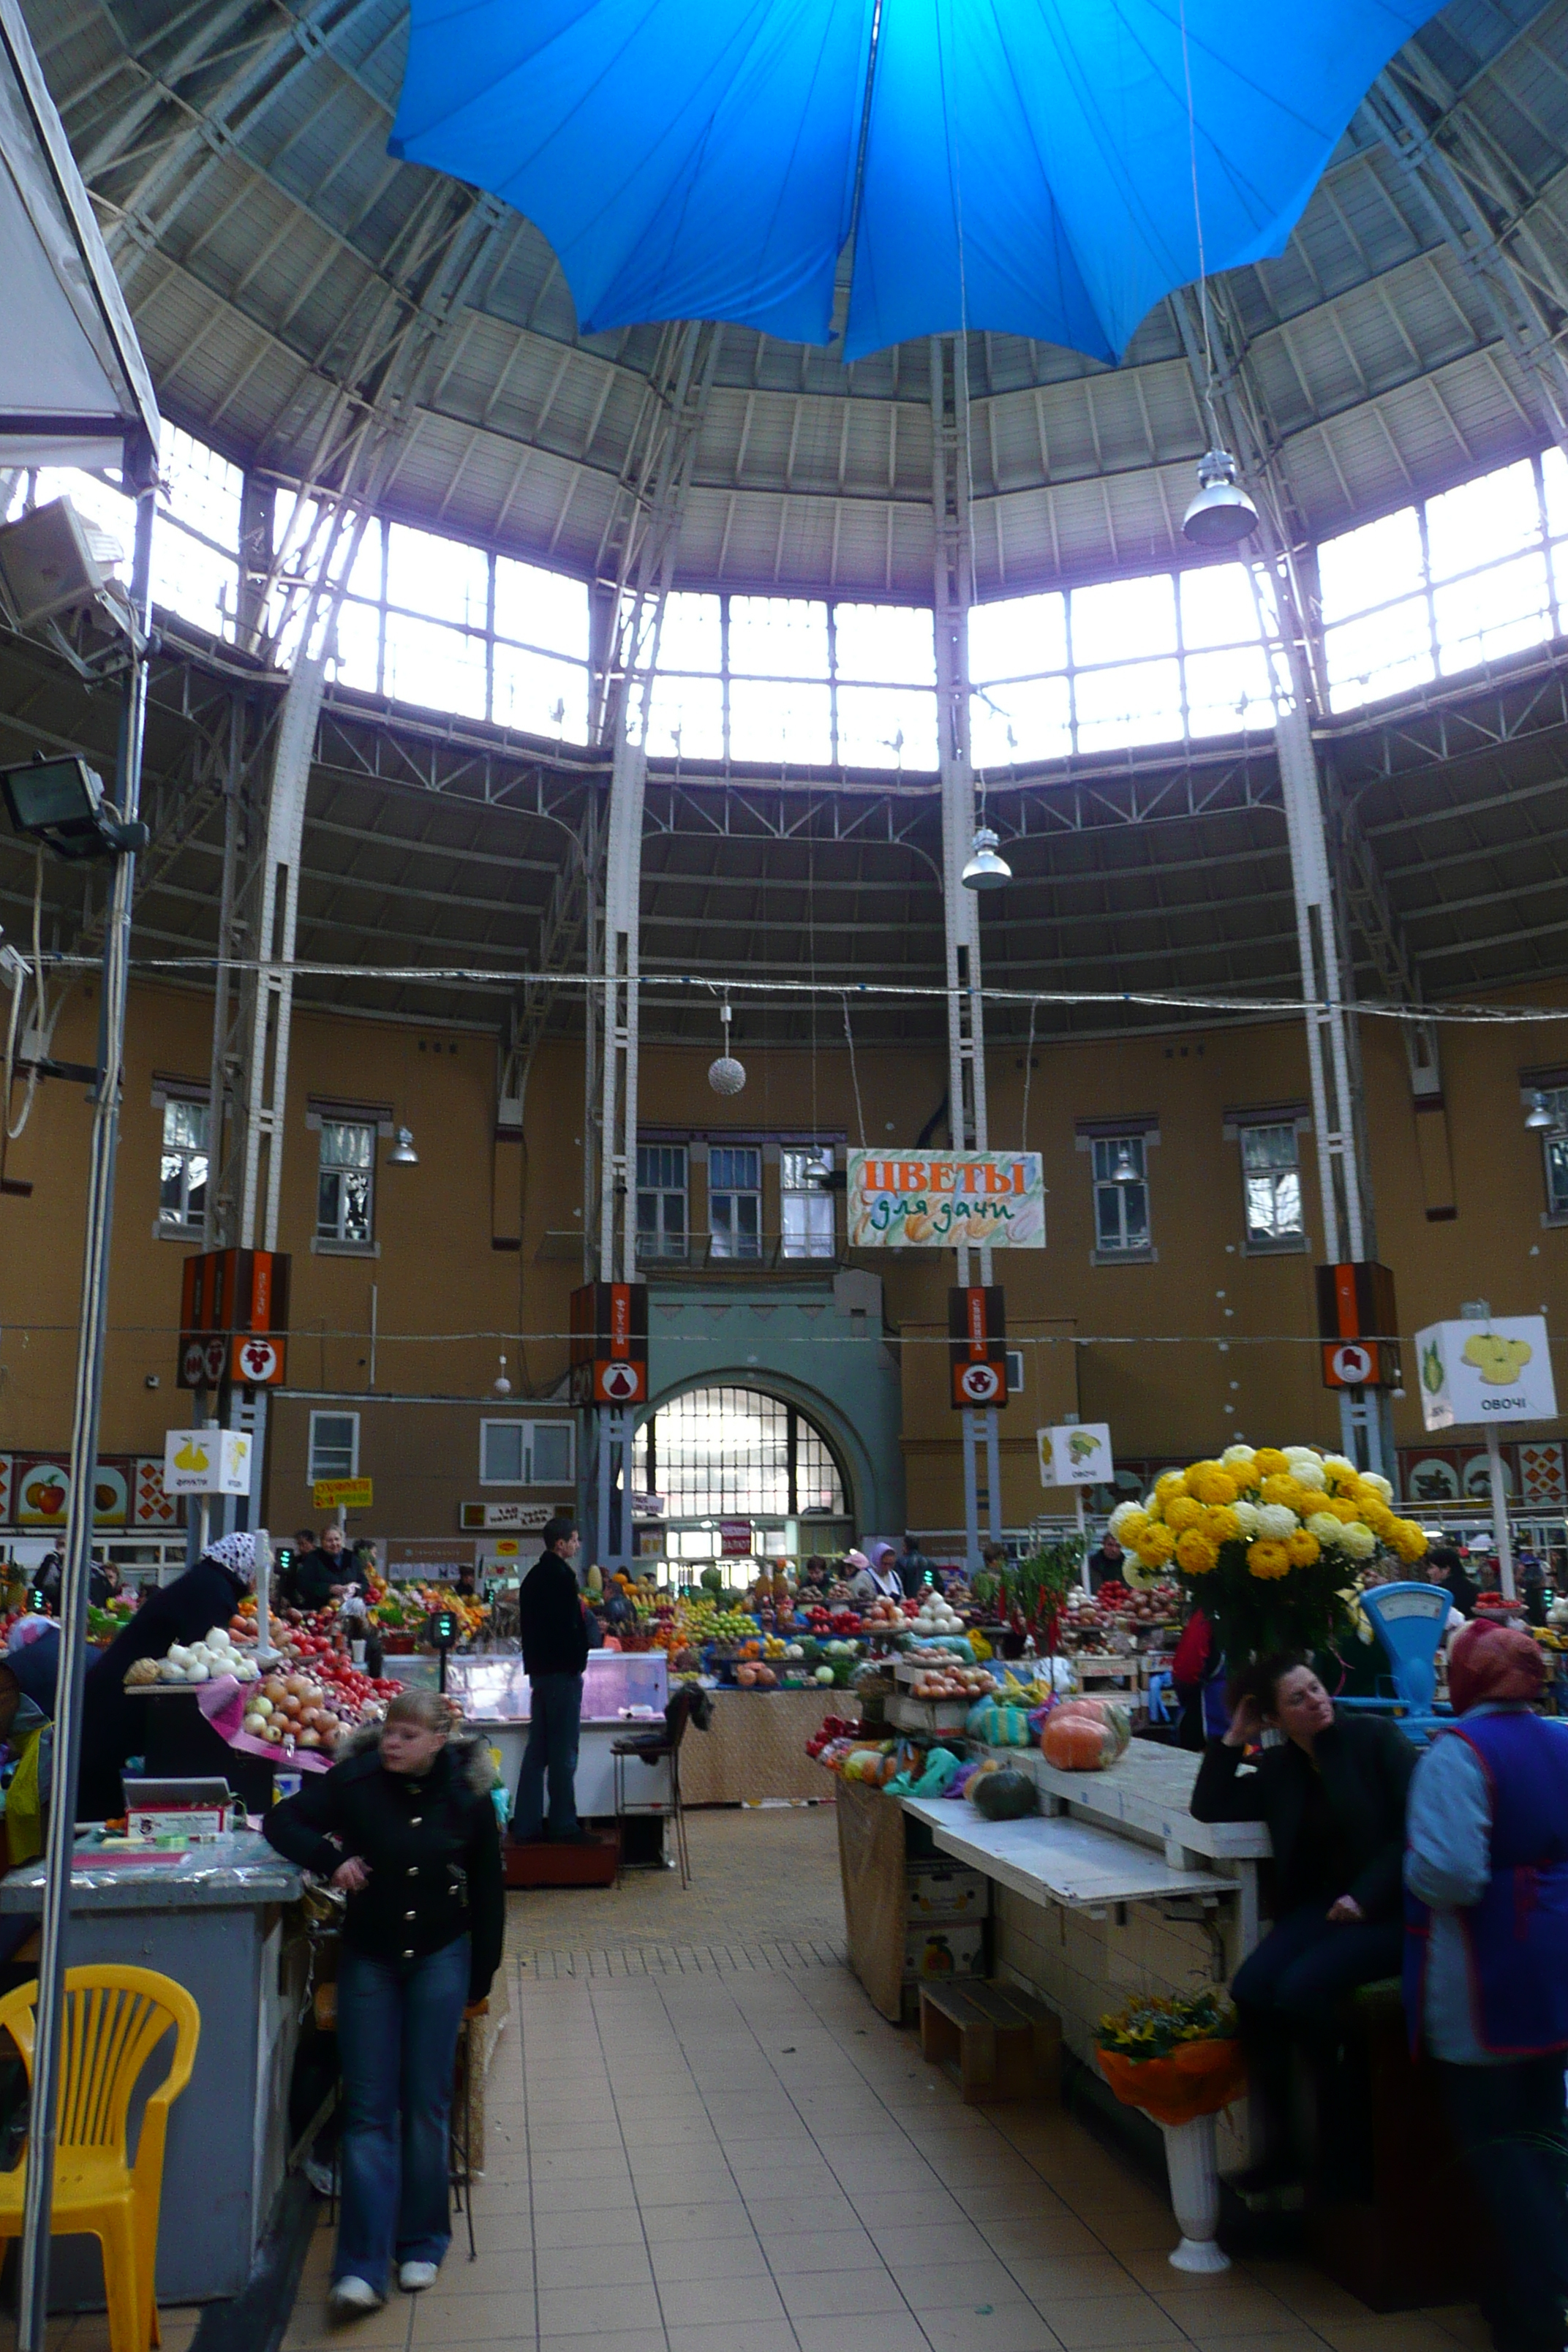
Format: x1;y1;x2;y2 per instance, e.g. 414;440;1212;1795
1107;1444;1427;1586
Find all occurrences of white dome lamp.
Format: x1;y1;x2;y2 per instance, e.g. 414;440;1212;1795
961;823;1011;892
1526;1091;1555;1131
708;1000;747;1096
493;1353;513;1397
1183;448;1259;549
387;1124;418;1164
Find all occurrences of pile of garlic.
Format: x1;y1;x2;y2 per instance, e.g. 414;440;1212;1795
155;1627;260;1684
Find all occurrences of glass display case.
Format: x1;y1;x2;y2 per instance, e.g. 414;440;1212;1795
444;1650;668;1723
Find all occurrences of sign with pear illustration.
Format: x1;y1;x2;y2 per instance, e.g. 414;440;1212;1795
1413;1317;1557;1433
1039;1422;1115;1488
162;1428;254;1496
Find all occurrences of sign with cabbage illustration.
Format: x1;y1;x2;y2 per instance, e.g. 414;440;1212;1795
846;1153;1044;1248
1414;1316;1558;1431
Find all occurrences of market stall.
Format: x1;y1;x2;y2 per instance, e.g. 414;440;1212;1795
441;1651;671;1817
0;1836;304;2304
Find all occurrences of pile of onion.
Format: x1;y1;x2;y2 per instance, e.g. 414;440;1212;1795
242;1671;347;1752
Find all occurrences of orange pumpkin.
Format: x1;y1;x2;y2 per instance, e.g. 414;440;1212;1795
1042;1708;1120;1771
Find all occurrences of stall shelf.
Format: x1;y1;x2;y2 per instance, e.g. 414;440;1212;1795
0;1835;304;2304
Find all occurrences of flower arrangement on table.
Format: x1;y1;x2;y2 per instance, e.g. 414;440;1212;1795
1095;1989;1246;2127
1107;1444;1428;1665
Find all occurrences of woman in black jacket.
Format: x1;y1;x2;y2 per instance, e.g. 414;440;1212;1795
264;1690;504;2315
1192;1654;1414;2177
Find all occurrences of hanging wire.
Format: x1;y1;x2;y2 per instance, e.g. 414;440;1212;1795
1177;0;1224;447
840;992;867;1145
1019;993;1039;1152
4;848;46;1145
939;0;990;822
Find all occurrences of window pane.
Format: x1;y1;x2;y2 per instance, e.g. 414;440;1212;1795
159;425;242;550
782;1192;834;1256
968;591;1068;683
835;683;938;769
1074;657;1183;752
656;591;723;672
709;1147;760;1190
151;527;238;639
832;603;935;685
323;1122;374;1169
310;1414;357;1477
333;598;382;693
1323;595;1435;712
728;677;832;763
1544;447;1568;540
1184;644;1276;738
482;1422;526;1482
160;1158;187;1218
1241;1123;1295;1173
970;674;1072;765
1433;551;1550;676
164;1101;206;1151
385;523;488;627
1425;459;1540;583
1071;573;1177;667
728;595;829;679
645;672;725;760
531;1422;573;1484
1180;563;1264;650
1120;1182;1149;1245
1548;1134;1568;1215
383;612;488;722
1094;1184;1121;1248
492;643;588;740
494;555;588;658
1319;508;1425;624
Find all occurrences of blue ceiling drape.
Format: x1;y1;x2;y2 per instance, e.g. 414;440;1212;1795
390;0;1441;363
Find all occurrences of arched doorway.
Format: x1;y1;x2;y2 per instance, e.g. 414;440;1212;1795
633;1384;853;1581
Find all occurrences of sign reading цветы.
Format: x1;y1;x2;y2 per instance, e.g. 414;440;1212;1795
847;1152;1045;1248
1414;1316;1558;1432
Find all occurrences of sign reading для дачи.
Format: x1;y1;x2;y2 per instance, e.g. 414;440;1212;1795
846;1152;1045;1248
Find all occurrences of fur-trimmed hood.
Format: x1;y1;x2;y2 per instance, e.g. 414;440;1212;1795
334;1719;499;1794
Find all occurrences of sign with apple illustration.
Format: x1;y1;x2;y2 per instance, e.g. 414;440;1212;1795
1414;1316;1557;1432
17;1462;71;1525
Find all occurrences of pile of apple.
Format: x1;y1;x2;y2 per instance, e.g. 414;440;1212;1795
908;1664;995;1702
239;1632;403;1752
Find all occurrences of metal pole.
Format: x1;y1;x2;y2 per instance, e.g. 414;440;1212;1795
1077;1489;1090;1597
1487;1428;1515;1600
18;472;154;2352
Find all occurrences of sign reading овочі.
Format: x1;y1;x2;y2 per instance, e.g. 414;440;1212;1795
1414;1314;1558;1431
846;1152;1045;1248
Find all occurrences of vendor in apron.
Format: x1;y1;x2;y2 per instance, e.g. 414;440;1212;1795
78;1531;255;1822
846;1543;902;1605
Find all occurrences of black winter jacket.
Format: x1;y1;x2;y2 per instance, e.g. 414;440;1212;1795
1191;1712;1414;1922
78;1561;248;1820
518;1551;589;1678
263;1730;504;2000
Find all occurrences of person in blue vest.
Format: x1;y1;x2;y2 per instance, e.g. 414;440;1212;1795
1404;1616;1568;2352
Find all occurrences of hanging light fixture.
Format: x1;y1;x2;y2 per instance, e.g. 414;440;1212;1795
1526;1091;1555;1131
961;824;1011;891
708;1000;747;1096
1112;1142;1139;1184
492;1352;512;1396
388;1124;418;1164
1183;448;1259;548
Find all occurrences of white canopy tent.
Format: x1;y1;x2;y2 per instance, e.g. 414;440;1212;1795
0;0;159;472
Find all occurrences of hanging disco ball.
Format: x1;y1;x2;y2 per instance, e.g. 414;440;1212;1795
708;1053;747;1096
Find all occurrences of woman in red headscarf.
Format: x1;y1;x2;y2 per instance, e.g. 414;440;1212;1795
1404;1618;1568;2352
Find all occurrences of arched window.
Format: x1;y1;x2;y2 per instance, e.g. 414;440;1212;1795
635;1386;846;1520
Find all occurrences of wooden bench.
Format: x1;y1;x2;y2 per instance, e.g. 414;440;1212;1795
919;1980;1062;2105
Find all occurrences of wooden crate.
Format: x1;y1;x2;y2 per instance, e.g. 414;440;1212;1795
919;1979;1063;2105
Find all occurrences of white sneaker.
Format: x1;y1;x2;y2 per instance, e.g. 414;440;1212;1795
328;2276;383;2318
399;2261;440;2293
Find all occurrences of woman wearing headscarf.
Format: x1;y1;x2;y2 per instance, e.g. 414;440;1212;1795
77;1530;256;1820
846;1542;901;1606
1404;1618;1568;2352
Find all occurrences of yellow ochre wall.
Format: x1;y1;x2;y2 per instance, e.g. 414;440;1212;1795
3;975;1567;1537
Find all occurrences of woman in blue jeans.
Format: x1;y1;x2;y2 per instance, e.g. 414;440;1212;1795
1192;1654;1414;2183
265;1691;504;2315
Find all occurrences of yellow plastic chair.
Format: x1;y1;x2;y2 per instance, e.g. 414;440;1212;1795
0;1966;200;2352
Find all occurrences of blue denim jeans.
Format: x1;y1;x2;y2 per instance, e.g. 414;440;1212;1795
333;1934;470;2292
514;1671;582;1837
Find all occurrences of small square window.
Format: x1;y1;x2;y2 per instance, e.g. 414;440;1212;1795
480;1422;526;1485
317;1120;374;1243
480;1420;576;1485
309;1412;358;1482
531;1422;574;1485
1240;1122;1305;1247
159;1098;208;1230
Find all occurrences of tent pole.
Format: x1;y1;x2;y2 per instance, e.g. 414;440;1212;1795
17;467;155;2352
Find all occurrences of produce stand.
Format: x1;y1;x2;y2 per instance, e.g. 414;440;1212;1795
0;1834;304;2304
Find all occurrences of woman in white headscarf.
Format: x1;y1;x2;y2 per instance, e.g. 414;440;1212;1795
78;1531;257;1821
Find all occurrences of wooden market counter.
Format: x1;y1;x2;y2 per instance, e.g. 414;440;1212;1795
679;1687;859;1806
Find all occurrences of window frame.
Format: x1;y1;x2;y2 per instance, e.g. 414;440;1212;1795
315;1117;377;1246
1089;1133;1154;1262
1237;1118;1308;1254
708;1142;763;1261
1534;1085;1568;1222
480;1418;577;1487
636;1142;690;1262
156;1093;209;1236
780;1146;837;1260
308;1411;360;1482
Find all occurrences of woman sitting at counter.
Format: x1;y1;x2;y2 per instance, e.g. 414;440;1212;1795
1192;1654;1414;2182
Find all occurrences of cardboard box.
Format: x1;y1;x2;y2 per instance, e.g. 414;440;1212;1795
903;1921;986;1983
906;1863;990;1923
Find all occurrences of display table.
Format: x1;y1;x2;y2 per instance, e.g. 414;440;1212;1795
0;1834;304;2304
900;1798;1238;1912
442;1653;671;1819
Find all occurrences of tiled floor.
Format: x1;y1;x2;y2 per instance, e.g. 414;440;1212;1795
282;1953;1490;2352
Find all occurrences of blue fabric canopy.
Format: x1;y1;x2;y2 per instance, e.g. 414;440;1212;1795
390;0;1441;363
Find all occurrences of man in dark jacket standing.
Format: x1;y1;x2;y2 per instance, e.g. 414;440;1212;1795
514;1518;589;1842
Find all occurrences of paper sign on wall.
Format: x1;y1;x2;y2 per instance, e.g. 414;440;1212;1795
1038;1423;1115;1488
163;1429;252;1496
1414;1317;1558;1432
846;1153;1045;1248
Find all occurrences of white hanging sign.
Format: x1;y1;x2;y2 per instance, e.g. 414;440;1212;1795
163;1428;252;1496
1414;1317;1558;1432
1039;1423;1114;1488
846;1151;1045;1248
